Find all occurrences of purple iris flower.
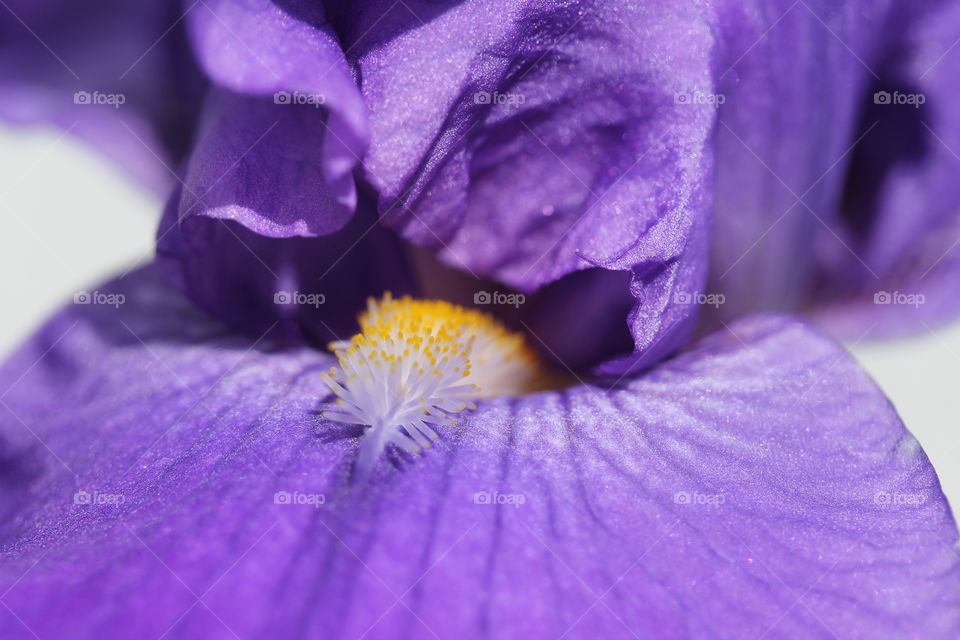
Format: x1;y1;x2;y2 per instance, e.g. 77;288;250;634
2;1;960;638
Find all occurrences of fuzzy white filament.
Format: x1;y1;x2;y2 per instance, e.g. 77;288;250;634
321;294;542;477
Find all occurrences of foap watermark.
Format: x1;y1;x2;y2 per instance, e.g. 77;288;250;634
874;491;925;506
273;90;326;108
473;290;525;308
673;491;725;507
672;291;725;308
274;291;326;308
73;90;126;108
873;90;925;108
873;290;925;308
474;91;526;106
73;490;126;506
473;490;526;508
674;90;725;107
274;490;326;508
74;290;125;308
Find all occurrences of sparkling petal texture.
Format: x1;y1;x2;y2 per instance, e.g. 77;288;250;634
1;267;957;639
330;0;716;372
162;0;386;339
186;0;368;216
4;0;960;350
0;0;204;193
175;89;357;237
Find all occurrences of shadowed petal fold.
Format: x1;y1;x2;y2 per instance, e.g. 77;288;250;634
1;266;957;639
814;1;960;336
161;1;406;342
157;184;415;344
707;0;881;315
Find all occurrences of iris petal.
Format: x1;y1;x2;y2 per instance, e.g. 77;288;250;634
157;184;415;344
175;89;357;238
814;1;960;336
708;0;960;335
1;266;956;638
329;0;717;373
186;0;367;216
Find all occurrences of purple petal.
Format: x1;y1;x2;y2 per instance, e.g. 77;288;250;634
813;2;960;337
1;266;957;638
159;86;406;340
708;1;960;335
0;0;204;193
177;89;357;237
330;0;716;372
186;0;367;217
707;0;880;315
157;184;415;343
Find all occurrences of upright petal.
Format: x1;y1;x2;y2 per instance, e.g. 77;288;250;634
176;89;357;237
815;0;960;336
328;0;718;372
707;0;960;336
185;0;368;221
707;0;884;315
0;266;956;639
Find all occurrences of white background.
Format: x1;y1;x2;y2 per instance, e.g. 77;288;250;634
1;123;958;509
